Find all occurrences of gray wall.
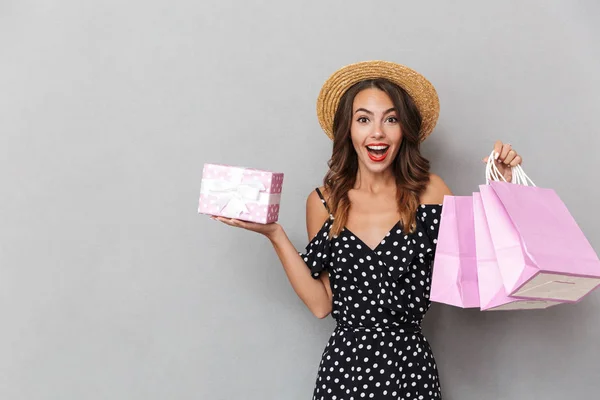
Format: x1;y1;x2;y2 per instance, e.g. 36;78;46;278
1;1;599;399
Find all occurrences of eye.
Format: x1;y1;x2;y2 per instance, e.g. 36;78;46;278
386;116;399;123
357;116;369;123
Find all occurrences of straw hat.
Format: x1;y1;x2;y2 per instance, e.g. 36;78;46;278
316;60;440;141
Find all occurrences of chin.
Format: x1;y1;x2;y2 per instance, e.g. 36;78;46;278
360;158;393;173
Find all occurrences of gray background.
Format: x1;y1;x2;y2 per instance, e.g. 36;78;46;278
1;1;599;399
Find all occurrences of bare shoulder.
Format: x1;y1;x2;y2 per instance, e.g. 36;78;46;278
306;186;329;241
306;186;328;212
419;174;453;204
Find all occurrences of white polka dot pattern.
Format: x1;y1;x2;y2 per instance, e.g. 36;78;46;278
300;189;444;399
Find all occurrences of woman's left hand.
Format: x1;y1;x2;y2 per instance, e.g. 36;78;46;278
483;140;523;182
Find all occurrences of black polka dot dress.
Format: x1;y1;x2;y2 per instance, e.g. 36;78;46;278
300;188;443;400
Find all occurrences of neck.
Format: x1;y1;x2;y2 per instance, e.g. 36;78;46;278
354;163;396;193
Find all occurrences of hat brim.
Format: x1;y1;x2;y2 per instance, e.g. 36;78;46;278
316;60;440;141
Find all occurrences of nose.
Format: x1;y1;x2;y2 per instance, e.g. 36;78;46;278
371;122;385;139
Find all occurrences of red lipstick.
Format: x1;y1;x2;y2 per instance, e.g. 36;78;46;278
366;143;390;162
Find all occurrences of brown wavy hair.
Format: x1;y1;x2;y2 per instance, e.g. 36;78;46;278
323;78;431;237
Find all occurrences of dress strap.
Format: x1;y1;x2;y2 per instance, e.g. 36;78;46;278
314;187;330;213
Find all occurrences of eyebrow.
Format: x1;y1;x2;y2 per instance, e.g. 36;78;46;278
354;107;396;115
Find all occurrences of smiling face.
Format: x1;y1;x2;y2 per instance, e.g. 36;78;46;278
325;78;429;236
350;88;403;174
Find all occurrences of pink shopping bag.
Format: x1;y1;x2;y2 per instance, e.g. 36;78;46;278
431;195;480;308
478;166;600;302
473;192;561;311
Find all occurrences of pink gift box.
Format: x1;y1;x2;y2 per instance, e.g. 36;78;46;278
198;163;284;224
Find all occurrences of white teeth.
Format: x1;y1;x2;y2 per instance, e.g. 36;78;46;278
366;145;389;150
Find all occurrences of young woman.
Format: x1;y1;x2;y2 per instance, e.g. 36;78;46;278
213;61;522;399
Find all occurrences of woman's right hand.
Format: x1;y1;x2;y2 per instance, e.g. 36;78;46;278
211;216;282;240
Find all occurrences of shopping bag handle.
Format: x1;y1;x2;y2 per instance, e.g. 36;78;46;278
485;150;536;187
513;164;536;187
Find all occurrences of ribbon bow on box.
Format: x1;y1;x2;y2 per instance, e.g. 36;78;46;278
200;169;266;218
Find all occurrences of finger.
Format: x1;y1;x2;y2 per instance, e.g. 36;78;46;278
482;156;489;163
499;143;512;162
232;219;251;230
493;140;504;160
509;155;522;167
222;217;257;231
213;216;237;227
227;218;250;229
503;149;517;165
494;161;508;177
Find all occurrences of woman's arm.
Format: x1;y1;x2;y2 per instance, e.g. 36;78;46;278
304;189;333;307
213;191;332;319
